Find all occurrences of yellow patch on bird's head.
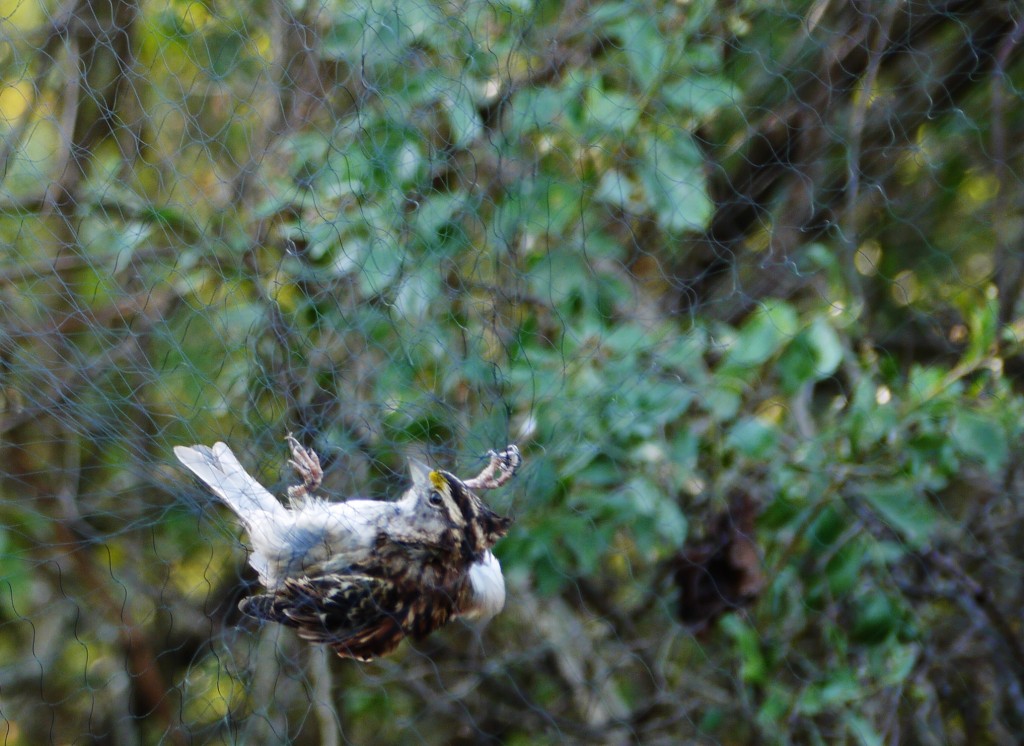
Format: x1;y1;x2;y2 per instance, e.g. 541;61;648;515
429;470;448;492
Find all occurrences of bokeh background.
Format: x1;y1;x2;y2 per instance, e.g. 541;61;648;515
2;1;1024;743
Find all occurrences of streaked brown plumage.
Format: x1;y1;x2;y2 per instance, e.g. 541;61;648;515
176;438;519;660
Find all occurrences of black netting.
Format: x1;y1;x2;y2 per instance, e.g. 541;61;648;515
2;1;1024;743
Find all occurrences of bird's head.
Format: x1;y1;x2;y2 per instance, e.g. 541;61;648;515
408;459;513;557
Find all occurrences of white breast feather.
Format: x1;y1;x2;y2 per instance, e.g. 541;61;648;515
464;551;506;621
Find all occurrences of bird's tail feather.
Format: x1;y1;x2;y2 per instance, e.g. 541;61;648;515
174;442;286;524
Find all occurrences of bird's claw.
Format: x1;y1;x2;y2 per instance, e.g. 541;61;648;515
464;444;521;490
286;433;322;503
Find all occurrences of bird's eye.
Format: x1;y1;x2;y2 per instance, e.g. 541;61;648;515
428;490;443;507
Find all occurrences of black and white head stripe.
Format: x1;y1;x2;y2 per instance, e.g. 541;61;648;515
433;470;511;556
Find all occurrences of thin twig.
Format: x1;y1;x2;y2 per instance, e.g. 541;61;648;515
309;646;341;746
924;549;1024;693
841;2;899;310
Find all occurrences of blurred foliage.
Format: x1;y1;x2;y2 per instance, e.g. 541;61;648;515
2;0;1024;743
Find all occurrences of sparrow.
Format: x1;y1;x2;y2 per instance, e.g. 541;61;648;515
174;436;520;660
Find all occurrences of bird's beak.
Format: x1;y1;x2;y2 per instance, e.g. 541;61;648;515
408;458;432;491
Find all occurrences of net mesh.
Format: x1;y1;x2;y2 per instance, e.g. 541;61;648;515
2;0;1024;743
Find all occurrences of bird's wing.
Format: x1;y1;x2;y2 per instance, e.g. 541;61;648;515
240;573;411;661
239;568;471;661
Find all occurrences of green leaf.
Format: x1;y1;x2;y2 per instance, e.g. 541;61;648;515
594;169;641;212
602;322;657;353
616;17;666;90
952;411;1008;473
705;376;743;421
640;133;712;232
198;29;245;79
798;669;860;715
852;594;898;645
826;542;864;597
848;377;900;451
808;505;846;549
777;317;844;392
394;268;440;319
862;483;938;547
584;88;640;133
561;516;609;572
509;86;570;134
412;192;463;241
845;713;884;746
726;301;800;368
726;417;777;458
442;85;482;146
757;686;792;732
966;294;999;364
662;77;739;118
878;644;918;687
806;315;845;375
357;237;405;296
721;614;768;685
907;365;951;405
657;328;708;378
624;476;661;517
654;499;688;548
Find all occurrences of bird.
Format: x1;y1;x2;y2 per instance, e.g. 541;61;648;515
174;436;520;660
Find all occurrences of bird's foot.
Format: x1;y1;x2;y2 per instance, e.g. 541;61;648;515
286;433;322;504
464;444;522;490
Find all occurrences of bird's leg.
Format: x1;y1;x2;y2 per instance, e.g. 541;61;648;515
286;434;323;504
463;444;522;490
